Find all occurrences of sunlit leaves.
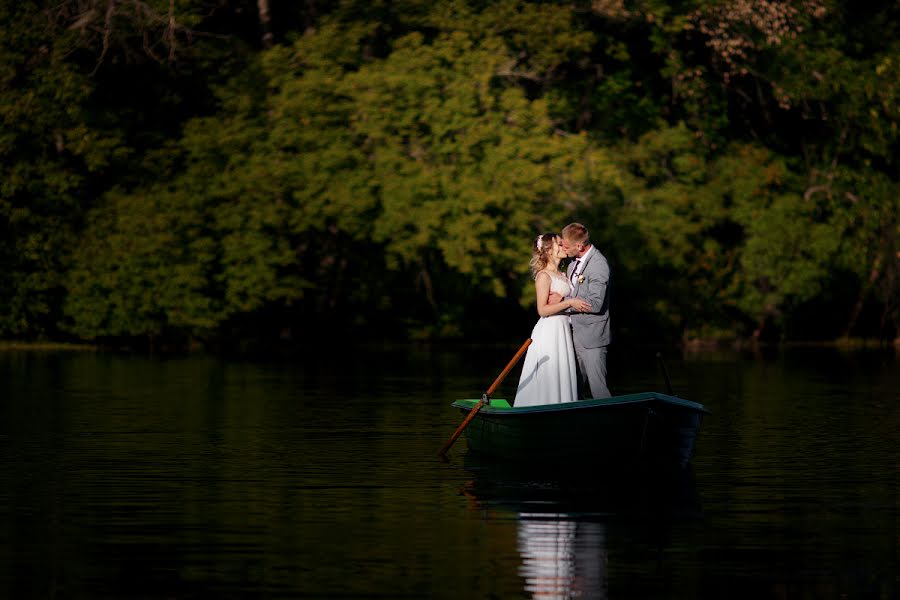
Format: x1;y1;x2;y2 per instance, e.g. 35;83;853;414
6;0;898;342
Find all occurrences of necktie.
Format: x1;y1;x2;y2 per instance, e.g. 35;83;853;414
571;259;580;281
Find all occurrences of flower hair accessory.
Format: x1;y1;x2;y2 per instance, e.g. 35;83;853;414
535;236;543;251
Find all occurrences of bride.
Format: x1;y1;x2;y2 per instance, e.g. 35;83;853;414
514;233;591;407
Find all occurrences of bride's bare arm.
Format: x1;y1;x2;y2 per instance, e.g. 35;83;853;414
535;273;590;317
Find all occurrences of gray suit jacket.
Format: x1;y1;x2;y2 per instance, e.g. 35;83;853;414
567;247;611;349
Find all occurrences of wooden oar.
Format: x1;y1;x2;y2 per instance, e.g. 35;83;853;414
438;338;532;457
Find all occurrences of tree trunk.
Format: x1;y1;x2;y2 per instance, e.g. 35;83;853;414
844;251;884;338
257;0;273;48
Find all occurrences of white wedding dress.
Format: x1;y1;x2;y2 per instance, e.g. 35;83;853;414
514;273;578;407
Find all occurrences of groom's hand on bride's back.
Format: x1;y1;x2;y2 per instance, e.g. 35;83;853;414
548;292;564;304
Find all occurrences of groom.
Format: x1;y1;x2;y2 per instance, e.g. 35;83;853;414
560;222;611;399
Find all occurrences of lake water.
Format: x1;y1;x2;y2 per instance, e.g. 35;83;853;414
1;345;897;599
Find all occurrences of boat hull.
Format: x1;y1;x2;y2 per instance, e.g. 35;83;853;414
451;392;707;469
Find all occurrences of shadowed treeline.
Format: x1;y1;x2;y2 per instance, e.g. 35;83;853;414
1;0;897;350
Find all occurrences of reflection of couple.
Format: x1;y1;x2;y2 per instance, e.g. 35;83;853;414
515;223;611;407
517;516;608;600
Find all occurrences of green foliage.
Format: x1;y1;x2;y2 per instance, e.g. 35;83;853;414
0;2;106;336
3;0;897;345
63;186;215;338
64;20;621;339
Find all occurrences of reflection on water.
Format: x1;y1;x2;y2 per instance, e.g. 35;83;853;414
517;517;606;600
459;453;703;518
461;456;702;600
0;347;897;598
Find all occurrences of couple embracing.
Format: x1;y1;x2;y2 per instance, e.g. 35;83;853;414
514;223;611;407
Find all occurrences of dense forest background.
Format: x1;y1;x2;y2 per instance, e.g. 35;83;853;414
2;0;897;350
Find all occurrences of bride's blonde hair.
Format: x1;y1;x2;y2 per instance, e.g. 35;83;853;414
529;232;558;278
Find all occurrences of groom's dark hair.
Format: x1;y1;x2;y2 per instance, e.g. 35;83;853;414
562;222;589;244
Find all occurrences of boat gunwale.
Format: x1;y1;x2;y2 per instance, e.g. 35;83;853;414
451;391;710;415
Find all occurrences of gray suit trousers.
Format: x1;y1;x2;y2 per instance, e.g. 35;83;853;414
572;336;610;399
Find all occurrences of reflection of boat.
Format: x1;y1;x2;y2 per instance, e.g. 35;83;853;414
460;452;703;521
451;392;708;468
460;458;699;600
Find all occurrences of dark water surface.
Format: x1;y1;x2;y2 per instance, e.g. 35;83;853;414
1;346;897;599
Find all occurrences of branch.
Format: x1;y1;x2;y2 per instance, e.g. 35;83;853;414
803;184;831;202
167;0;176;61
90;0;115;75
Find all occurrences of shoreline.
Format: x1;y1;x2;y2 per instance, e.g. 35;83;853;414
0;340;97;352
683;336;900;351
0;337;897;354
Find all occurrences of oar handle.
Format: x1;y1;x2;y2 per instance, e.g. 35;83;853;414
438;338;532;457
485;338;532;397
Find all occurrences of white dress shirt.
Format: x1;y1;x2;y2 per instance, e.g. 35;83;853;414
568;245;593;322
571;245;593;282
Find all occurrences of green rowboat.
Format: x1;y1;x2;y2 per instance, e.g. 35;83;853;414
450;392;709;468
